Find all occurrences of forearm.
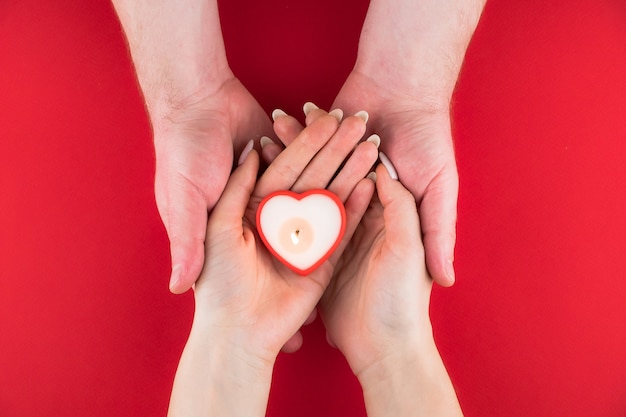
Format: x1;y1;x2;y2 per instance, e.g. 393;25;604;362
168;322;274;417
355;0;486;101
358;337;462;417
111;0;232;117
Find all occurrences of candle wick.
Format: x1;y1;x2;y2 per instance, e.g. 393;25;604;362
291;229;300;245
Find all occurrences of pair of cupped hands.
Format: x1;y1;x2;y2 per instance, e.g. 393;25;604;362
191;102;435;378
156;73;459;298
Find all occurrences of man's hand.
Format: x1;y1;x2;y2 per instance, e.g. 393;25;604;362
333;0;486;286
112;0;273;292
333;73;458;287
154;78;272;293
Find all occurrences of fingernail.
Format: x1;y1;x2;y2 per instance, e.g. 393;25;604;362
169;264;182;291
379;152;398;180
238;139;254;166
446;260;456;284
366;134;380;148
303;102;319;116
260;136;274;149
271;109;287;121
354;110;369;123
366;171;377;182
328;108;343;122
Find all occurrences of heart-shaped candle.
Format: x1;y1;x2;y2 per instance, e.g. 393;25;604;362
256;189;346;275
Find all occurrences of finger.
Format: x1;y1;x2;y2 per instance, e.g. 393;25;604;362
265;106;328;163
208;149;260;235
272;111;304;147
272;103;331;146
253;114;339;198
328;177;376;267
419;168;459;287
167;221;207;294
375;162;423;252
325;331;337;349
292;115;367;193
279;304;316;356
259;136;283;165
327;135;380;202
264;104;335;166
156;177;210;294
154;132;233;294
306;107;343;126
303;308;318;325
281;331;304;354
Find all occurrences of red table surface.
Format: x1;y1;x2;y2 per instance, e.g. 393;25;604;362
1;1;626;416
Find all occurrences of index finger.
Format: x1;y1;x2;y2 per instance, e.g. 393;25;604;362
252;114;339;200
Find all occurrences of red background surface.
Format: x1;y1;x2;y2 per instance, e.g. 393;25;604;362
2;1;626;416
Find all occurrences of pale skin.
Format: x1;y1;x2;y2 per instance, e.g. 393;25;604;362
333;0;487;287
168;110;462;416
168;110;379;415
322;163;462;417
111;0;486;293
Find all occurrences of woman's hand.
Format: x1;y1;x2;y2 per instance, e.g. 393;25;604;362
168;108;379;417
194;109;378;360
320;161;463;417
321;160;432;375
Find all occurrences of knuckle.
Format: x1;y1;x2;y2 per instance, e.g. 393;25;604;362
340;116;367;138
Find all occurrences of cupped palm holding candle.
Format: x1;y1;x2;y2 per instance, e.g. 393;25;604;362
169;105;461;417
254;104;382;275
254;104;462;416
168;107;380;416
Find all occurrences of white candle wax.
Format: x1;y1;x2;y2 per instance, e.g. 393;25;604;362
257;191;345;274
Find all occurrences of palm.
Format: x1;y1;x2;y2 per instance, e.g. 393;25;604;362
333;71;459;287
321;177;432;376
320;199;395;373
194;109;378;357
154;77;273;293
195;198;337;361
248;235;333;350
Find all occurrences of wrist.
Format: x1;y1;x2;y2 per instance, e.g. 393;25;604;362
190;310;278;372
357;335;463;417
168;323;275;417
356;332;437;388
113;0;234;119
354;0;485;100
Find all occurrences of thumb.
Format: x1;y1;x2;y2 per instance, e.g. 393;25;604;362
374;160;422;252
153;128;234;294
419;166;458;287
155;175;209;294
208;145;259;235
